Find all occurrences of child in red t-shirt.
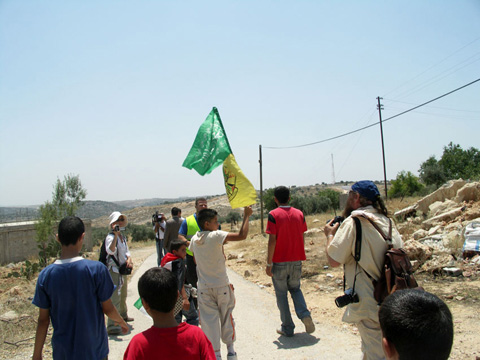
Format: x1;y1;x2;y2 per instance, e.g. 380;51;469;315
123;267;216;360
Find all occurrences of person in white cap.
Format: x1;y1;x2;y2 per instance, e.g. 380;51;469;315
105;211;134;335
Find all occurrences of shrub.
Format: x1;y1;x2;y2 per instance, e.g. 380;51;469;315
389;171;424;198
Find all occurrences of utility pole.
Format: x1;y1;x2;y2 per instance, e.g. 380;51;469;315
377;96;388;200
331;153;335;185
259;144;264;233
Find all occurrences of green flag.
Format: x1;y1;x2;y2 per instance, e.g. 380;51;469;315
182;107;233;176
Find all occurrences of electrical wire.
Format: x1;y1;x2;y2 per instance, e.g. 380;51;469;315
263;77;480;150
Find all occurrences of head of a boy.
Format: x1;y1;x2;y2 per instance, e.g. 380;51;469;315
197;208;218;231
57;216;85;246
274;186;290;205
379;289;453;360
170;239;188;259
138;267;177;313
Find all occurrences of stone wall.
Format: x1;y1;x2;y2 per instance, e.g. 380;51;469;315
0;220;92;265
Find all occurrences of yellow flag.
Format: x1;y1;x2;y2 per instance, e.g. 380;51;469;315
223;154;257;208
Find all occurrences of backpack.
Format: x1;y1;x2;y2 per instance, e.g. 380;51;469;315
99;237;109;265
353;215;421;305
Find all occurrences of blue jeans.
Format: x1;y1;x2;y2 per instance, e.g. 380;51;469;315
156;239;165;266
272;261;310;335
175;297;199;326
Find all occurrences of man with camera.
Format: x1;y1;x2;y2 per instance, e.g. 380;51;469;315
323;181;402;360
153;212;167;266
106;211;134;335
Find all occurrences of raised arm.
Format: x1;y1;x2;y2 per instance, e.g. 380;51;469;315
225;206;253;242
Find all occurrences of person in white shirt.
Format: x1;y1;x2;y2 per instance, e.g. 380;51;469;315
105;211;134;335
189;206;252;360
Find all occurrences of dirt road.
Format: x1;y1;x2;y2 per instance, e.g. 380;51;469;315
108;252;361;360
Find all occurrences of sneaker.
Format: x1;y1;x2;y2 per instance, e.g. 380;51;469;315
227;353;237;360
301;316;315;334
107;326;122;335
276;327;294;337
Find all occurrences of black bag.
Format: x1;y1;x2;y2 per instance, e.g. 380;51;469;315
99;237;108;265
118;262;132;275
353;215;422;305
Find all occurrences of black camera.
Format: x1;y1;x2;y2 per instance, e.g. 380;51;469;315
335;288;359;308
327;216;345;226
152;211;161;226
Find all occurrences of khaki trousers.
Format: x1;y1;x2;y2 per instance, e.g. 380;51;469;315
357;318;385;360
107;269;128;328
198;285;236;351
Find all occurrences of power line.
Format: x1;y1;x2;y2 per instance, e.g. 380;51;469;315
263;77;480;150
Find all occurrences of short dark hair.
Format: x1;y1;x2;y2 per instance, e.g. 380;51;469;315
58;216;85;246
274;186;290;204
138;267;178;313
170;239;188;253
197;208;218;229
195;197;207;206
379;289;453;360
171;207;181;216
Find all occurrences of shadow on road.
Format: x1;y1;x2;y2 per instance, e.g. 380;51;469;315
273;333;320;349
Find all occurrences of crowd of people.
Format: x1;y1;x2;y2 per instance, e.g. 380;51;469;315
31;182;454;360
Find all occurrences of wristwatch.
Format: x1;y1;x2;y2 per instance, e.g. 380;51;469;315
266;263;273;267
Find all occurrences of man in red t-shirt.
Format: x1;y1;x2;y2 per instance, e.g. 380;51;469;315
265;186;315;337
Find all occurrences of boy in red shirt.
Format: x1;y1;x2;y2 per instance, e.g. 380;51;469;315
265;186;315;337
123;267;215;360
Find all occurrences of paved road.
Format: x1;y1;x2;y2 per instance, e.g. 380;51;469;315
108;253;362;359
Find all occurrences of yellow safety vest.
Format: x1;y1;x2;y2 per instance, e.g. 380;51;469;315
185;214;200;256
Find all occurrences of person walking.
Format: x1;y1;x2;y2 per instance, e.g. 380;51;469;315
265;186;315;337
324;180;403;360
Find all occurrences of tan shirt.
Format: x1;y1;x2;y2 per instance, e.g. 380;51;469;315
327;206;403;323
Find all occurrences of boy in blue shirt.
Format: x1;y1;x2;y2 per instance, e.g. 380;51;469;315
32;216;128;360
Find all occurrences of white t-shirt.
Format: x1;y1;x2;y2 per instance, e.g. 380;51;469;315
153;220;166;239
105;233;131;273
189;230;229;290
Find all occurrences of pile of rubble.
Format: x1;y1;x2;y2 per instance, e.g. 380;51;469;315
394;179;480;276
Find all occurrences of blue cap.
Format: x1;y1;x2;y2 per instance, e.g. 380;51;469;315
351;180;380;202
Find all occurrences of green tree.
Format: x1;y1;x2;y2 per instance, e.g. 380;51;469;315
263;188;277;212
129;224;155;242
419;155;446;187
317;188;340;210
438;142;480;180
388;171;424;199
225;211;242;225
35;174;87;268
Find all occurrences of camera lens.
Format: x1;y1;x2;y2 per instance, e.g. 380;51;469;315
335;294;352;308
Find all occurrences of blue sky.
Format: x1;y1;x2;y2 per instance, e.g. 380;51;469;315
1;1;479;206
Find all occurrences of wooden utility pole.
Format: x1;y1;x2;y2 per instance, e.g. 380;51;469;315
259;144;264;233
377;96;388;199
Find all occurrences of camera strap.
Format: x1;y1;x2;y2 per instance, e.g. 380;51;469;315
352;215;393;282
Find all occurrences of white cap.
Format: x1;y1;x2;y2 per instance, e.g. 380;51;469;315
109;211;127;225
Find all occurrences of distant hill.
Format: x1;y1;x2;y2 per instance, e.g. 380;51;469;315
113;197;193;209
0;197;196;224
0;183;358;224
76;200;130;220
